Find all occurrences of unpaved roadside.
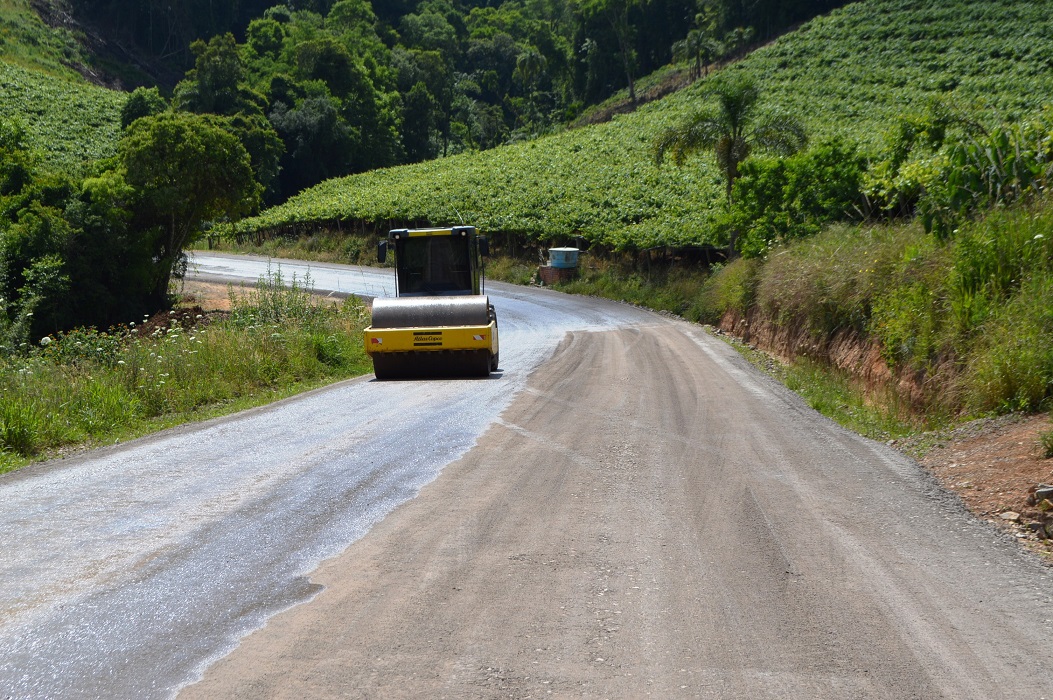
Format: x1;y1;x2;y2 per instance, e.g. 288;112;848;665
180;323;1053;699
908;414;1053;557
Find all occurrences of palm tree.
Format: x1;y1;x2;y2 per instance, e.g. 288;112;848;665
654;77;806;254
672;29;722;81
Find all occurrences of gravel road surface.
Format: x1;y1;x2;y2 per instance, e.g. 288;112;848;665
2;254;1052;699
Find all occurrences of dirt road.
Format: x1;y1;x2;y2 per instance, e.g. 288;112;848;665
4;255;1051;698
182;323;1053;699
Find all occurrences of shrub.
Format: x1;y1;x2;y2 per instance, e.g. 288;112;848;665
696;257;761;324
868;237;949;370
730;138;866;257
753;223;922;337
1040;425;1053;460
949;204;1053;333
922;111;1053;239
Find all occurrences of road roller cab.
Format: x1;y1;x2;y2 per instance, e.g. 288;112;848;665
365;227;499;379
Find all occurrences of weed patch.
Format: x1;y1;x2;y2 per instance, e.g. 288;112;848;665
0;270;372;473
1041;424;1053;460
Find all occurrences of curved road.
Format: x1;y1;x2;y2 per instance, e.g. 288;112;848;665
1;253;1051;698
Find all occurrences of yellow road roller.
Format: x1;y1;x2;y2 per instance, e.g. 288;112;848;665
364;226;499;379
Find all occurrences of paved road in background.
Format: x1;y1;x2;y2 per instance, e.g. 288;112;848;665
2;253;1052;699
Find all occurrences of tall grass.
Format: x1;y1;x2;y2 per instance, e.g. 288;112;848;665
703;195;1053;415
0;270;372;473
696;257;762;324
961;272;1053;413
782;360;923;439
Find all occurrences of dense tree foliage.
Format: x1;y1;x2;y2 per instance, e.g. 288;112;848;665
65;0;848;205
726;138;865;257
0;123;151;346
0;112;260;348
121;111;260;303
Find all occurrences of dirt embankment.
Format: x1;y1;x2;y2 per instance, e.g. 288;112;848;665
717;308;1053;560
718;308;932;406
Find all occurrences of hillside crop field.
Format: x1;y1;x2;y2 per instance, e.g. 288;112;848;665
0;0;125;171
0;61;124;171
234;0;1053;250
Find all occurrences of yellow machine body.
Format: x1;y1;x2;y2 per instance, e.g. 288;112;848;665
365;227;499;379
364;321;498;354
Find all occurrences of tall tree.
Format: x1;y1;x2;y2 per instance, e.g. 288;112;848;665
654;76;806;253
172;34;257;116
672;28;720;80
121;112;260;304
577;0;642;104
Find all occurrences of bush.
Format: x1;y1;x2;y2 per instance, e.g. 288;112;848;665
1039;424;1053;460
730;139;866;257
753;223;923;336
922;111;1053;239
949;204;1053;333
868;237;949;370
696;257;761;324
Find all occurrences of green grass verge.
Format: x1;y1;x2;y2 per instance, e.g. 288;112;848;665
720;334;932;441
199;230;378;267
0;270;373;474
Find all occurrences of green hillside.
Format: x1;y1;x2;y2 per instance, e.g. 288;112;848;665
0;60;124;171
234;0;1053;249
0;0;84;79
0;0;125;171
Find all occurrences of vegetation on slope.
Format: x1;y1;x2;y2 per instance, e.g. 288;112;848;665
230;0;1053;252
0;61;124;172
699;193;1053;415
0;0;127;171
0;0;88;79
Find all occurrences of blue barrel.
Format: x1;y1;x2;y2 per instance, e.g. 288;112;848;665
548;247;579;269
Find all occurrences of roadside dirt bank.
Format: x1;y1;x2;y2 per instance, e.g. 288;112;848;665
176;279;253;311
716;308;1053;561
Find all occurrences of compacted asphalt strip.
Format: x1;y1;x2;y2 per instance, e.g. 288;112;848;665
1;254;1051;699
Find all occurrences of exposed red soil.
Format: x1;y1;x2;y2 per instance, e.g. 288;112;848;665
905;415;1053;559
